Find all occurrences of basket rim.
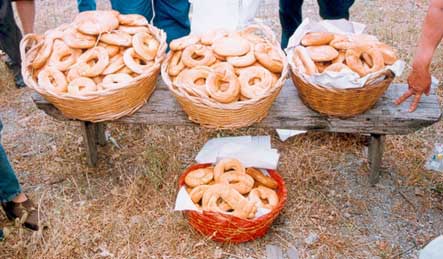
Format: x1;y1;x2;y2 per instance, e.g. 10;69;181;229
178;163;288;223
161;24;290;111
20;23;167;101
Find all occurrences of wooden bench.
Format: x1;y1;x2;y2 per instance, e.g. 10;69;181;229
32;80;441;185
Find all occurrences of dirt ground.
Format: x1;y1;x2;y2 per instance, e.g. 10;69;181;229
1;0;443;258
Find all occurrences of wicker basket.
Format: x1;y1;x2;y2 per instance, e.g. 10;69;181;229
289;52;395;118
161;25;289;129
178;163;287;243
20;24;167;122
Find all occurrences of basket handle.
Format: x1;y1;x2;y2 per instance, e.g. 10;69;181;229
19;33;43;67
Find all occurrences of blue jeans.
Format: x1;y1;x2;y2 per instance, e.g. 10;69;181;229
77;0;190;43
0;120;21;203
279;0;355;48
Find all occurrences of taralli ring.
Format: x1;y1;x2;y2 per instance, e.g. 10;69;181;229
254;43;283;73
102;73;133;89
246;167;278;189
248;186;278;210
227;43;256;68
63;27;96;49
100;30;132;47
132;32;159;61
37;67;68;94
213;158;245;182
181;44;216;68
32;37;54;69
123;47;154;74
184;167;214;187
102;53;125;75
98;42;120;57
218;171;254;194
293;46;317;75
76;46;110;77
74;10;119;35
67;77;97;95
205;70;240;103
174;66;211;97
118;14;148;26
169;35;200;51
306;45;339;62
200;29;228;46
189;185;211;204
168;51;185;76
238;66;273;99
301;32;334;46
118;25;149;35
345;47;384;77
49;40;81;72
212;36;250;57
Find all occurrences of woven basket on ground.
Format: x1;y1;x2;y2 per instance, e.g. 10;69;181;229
178;163;287;243
20;24;167;122
161;25;289;129
289;52;395;118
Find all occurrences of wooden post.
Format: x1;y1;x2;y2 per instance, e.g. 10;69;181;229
368;134;385;185
96;123;107;146
81;121;98;167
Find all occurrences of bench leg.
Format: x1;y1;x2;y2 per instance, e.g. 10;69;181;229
96;123;107;146
81;121;98;167
368;134;385;185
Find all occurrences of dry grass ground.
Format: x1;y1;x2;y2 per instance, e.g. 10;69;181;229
1;0;443;258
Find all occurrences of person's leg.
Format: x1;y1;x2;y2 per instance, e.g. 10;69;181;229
279;0;304;48
317;0;355;20
76;0;96;12
154;0;190;43
15;0;35;34
110;0;153;20
0;0;25;87
0;120;39;231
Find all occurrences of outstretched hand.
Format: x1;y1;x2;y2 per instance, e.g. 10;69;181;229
395;65;431;112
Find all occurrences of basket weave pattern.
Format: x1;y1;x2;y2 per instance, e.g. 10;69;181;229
289;53;395;118
162;25;289;129
178;163;287;243
20;24;167;122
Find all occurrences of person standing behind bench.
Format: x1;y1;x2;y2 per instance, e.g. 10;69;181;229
395;0;443;112
76;0;190;43
279;0;355;48
0;0;35;88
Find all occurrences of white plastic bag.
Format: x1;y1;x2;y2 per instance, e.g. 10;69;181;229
190;0;261;34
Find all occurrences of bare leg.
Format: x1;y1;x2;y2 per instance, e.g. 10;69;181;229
15;0;35;34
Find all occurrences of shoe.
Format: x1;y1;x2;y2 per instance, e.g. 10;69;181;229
14;73;26;88
1;199;39;231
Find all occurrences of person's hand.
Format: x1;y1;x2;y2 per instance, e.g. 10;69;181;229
395;64;431;112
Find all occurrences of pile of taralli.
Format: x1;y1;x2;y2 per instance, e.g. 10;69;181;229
292;32;398;77
27;10;161;96
184;158;279;219
166;28;284;103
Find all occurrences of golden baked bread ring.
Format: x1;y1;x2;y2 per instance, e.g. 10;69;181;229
132;32;159;61
239;27;266;44
168;51;185;76
92;75;104;85
248;186;278;210
185;167;214;187
329;34;353;50
238;66;273;99
345;47;384;77
66;66;81;82
200;29;228;45
205;70;240;103
226;43;256;67
246;167;278;189
67;77;97;95
218;171;254;194
118;14;148;26
213;158;245;182
324;62;350;73
123;47;153;74
210;62;235;75
174;66;210;97
254;43;283;73
294;46;317;75
361;52;373;67
37;67;68;94
74;10;119;35
32;37;54;69
301;32;334;46
49;40;82;72
98;42;120;57
63;27;96;49
100;30;132;47
181;44;216;68
44;28;64;40
212;36;250;57
115;65;133;75
118;25;150;35
373;42;397;65
202;184;257;219
189;185;211;204
170;35;200;51
306;45;339;62
76;46;109;77
102;73;133;89
102;53;125;75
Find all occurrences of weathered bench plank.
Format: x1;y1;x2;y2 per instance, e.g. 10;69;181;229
32;79;441;135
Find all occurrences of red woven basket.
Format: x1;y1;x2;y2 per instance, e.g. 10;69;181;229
178;163;287;243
